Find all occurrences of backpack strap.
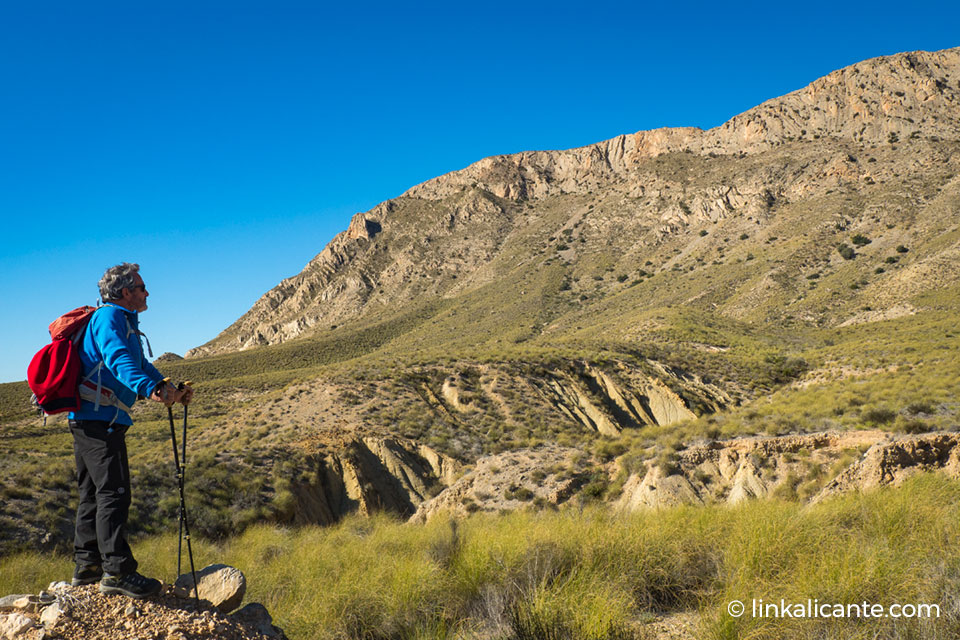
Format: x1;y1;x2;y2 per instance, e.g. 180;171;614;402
124;316;154;359
81;362;106;412
78;375;134;415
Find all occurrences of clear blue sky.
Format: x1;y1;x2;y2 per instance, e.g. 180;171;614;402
1;1;957;385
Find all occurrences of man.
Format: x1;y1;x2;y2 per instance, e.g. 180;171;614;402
69;263;193;598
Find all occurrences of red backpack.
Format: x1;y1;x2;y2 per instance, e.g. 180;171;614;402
27;306;98;415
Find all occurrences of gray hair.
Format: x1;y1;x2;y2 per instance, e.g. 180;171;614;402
99;263;141;302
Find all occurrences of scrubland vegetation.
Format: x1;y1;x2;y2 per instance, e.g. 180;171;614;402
2;474;957;639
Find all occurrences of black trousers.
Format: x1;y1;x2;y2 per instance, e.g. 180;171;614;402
69;419;138;575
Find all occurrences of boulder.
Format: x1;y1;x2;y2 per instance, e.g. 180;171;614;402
175;564;246;613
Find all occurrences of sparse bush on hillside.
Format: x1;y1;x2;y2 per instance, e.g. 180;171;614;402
861;407;897;425
837;243;856;260
593;439;628;462
761;355;809;385
906;401;935;415
894;415;929;434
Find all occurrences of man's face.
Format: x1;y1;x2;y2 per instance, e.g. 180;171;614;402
120;274;149;313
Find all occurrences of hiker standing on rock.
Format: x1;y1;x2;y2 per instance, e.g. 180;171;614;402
69;263;193;598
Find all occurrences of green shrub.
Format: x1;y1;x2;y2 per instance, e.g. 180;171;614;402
906;401;934;415
861;407;897;425
894;415;929;434
837;244;856;260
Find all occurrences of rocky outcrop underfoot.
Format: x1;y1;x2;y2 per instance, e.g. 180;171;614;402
0;565;284;640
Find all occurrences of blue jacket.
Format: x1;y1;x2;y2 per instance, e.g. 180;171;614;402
69;304;165;427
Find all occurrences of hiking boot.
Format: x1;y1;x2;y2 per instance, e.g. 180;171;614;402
99;571;162;598
71;563;103;586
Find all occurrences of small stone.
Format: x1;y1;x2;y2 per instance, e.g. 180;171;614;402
40;602;64;628
0;612;37;637
125;603;140;618
10;595;40;613
0;595;32;613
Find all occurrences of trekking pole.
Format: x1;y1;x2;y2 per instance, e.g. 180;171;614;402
179;382;199;607
166;381;200;608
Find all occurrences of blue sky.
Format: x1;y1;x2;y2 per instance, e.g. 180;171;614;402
2;1;957;385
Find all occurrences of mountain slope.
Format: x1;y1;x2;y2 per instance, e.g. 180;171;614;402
188;47;960;359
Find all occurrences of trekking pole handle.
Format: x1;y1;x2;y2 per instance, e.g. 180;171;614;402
156;377;176;405
177;380;193;407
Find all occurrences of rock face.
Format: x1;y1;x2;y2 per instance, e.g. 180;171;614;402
404;49;960;199
615;431;960;511
411;446;587;523
814;432;960;500
187;47;960;358
286;436;461;526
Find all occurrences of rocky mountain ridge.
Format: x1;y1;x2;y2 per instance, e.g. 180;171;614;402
187;47;960;358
